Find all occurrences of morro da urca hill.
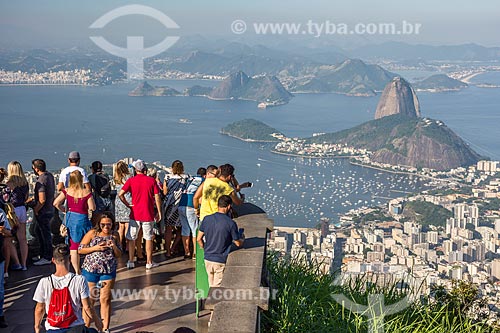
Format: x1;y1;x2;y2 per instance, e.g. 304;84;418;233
311;115;480;170
209;71;293;106
221;119;284;142
375;77;420;119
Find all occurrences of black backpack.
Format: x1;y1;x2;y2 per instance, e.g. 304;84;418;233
89;173;111;198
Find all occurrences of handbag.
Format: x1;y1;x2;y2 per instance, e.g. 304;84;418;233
60;223;68;237
60;212;68;237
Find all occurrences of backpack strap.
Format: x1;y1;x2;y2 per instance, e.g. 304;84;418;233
49;273;76;290
49;275;55;289
67;273;76;287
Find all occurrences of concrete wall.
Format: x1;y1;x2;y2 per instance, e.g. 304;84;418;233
205;203;273;333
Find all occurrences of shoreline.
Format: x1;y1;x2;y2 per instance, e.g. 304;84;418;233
270;150;354;159
0;83;90;86
348;161;459;183
220;132;279;143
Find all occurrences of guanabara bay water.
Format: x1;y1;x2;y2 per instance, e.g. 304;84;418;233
2;76;500;227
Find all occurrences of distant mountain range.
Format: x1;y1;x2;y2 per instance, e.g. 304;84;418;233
3;39;499;89
287;59;397;96
414;74;468;92
129;71;293;106
351;42;500;61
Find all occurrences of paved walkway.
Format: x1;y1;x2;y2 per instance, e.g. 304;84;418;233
3;252;210;333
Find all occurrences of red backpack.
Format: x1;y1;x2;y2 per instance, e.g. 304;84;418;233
46;274;78;328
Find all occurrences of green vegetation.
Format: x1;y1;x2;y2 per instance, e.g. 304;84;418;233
414;74;468;91
263;254;494;333
402;201;452;228
308;114;419;148
307;114;480;170
352;209;392;224
478;198;500;214
427;187;472;196
221;119;284;142
289;59;395;95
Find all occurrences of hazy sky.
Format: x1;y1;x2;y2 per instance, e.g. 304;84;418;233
1;0;499;49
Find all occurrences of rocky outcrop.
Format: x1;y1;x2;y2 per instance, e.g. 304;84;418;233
375;77;420;119
128;81;180;96
209;71;293;105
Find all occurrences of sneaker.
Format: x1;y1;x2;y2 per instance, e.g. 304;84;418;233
33;258;52;266
3;272;8;279
11;264;23;271
32;255;40;262
21;266;27;271
146;262;159;270
126;261;135;269
0;315;7;328
102;329;110;333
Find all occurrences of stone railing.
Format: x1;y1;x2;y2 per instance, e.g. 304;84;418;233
205;203;273;333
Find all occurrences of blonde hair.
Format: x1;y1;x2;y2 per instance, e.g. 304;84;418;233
3;202;20;230
114;161;129;185
7;161;28;189
68;170;84;190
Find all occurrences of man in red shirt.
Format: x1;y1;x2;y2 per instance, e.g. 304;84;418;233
118;160;162;270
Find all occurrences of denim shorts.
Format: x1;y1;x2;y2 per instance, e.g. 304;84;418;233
81;269;116;283
178;206;199;237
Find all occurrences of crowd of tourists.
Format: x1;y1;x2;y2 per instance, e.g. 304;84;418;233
0;151;250;332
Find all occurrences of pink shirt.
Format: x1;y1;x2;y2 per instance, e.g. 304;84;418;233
63;190;92;214
121;174;159;222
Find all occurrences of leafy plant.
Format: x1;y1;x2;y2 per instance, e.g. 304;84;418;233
262;253;495;333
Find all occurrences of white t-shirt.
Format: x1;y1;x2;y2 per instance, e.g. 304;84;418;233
33;273;89;330
59;166;89;188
